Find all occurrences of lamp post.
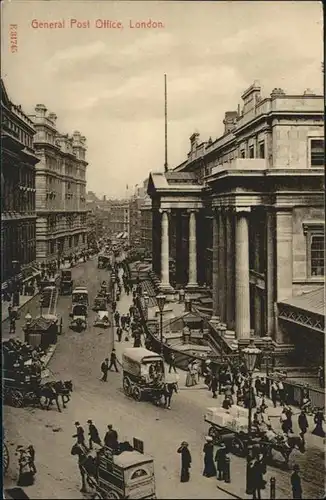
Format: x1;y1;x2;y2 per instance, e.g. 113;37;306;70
156;293;166;357
241;339;261;495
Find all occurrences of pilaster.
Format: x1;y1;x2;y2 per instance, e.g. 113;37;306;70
211;209;220;321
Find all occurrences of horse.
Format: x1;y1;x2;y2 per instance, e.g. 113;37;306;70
38;383;62;412
71;442;100;494
48;380;73;408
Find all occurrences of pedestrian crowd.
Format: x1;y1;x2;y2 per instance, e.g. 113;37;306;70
73;421;120;452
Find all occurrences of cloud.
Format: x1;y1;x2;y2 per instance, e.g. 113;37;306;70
2;0;323;197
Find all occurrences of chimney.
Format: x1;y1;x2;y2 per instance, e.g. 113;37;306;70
35;104;47;117
270;88;286;98
223;111;238;134
48;112;57;124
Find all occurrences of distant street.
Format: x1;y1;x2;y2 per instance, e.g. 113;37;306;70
3;258;325;499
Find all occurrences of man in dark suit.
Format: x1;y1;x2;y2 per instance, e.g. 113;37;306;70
87;420;101;449
73;422;85;446
104;424;118;451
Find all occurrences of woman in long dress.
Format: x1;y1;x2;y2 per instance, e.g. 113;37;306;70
203;436;216;477
312;409;325;438
185;362;196;387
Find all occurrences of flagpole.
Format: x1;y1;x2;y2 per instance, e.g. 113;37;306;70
164;74;168;172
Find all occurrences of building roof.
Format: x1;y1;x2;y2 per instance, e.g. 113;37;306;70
279;288;325;317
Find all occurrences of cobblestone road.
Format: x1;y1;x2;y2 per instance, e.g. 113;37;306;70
3;259;325;499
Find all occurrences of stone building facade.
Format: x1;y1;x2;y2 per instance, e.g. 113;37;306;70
29;105;88;261
108;199;130;238
1;79;39;284
148;82;324;359
140;194;153;254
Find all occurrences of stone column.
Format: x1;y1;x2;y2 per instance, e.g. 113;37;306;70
160;209;170;288
211;209;219;321
226;210;235;330
235;208;251;339
254;226;262;336
187;209;198;287
218;210;226;324
266;210;275;337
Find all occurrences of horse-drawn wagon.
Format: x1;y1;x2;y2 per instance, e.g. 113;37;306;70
94;310;111;328
204;406;303;466
92;296;108;312
60;269;73;295
72;438;156;499
122;347;165;404
70;304;88;332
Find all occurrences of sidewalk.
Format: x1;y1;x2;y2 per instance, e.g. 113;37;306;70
1;257;97;324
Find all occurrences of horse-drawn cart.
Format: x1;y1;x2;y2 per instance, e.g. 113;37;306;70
204;406;302;466
72;438;156;499
122;347;165;404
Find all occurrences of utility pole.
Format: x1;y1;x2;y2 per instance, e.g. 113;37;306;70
164;74;168;172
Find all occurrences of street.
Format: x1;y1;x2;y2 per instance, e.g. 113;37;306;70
3;258;325;499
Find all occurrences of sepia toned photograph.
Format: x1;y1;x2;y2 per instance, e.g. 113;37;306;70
1;1;325;499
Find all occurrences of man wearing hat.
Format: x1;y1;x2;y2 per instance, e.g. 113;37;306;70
214;442;227;481
87;420;101;450
73;422;85;446
104;424;119;451
291;464;302;499
177;441;192;482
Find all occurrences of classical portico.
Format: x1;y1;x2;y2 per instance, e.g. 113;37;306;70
147;171;204;296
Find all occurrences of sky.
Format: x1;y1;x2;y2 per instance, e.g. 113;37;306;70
1;0;323;198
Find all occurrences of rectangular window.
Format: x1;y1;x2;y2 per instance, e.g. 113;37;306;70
310;235;324;276
249;145;255;158
240;150;246;158
310;139;324;166
259;142;265;159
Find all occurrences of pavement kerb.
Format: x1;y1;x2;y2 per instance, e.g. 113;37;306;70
216;484;243;499
1;292;39;323
1;257;97;324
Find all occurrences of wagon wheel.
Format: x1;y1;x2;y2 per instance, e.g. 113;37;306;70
3;387;11;405
3;443;9;474
123;377;132;396
232;436;246;457
132;386;142;402
208;426;220;442
10;389;24;408
106;491;121;499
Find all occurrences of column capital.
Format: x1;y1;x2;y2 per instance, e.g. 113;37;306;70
186;208;198;214
159;208;171;214
235;206;251;215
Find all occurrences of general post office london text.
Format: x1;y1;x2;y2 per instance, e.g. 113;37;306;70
30;19;165;29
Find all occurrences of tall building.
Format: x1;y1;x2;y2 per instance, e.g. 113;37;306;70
1;79;39;286
148;82;324;364
29;105;88;261
86;192;111;242
140;194;153;254
109;199;130;239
